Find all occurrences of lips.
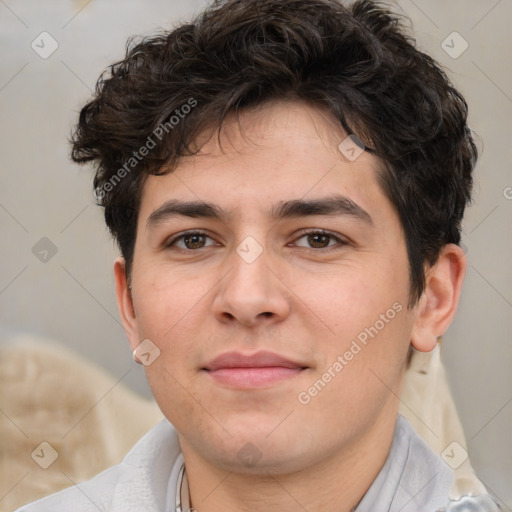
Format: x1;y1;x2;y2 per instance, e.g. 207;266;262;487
203;351;307;388
204;351;306;371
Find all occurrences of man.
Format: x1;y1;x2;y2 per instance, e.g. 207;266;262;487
17;0;500;510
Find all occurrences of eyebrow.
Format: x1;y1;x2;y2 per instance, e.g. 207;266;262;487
271;196;373;225
146;195;373;230
146;200;226;229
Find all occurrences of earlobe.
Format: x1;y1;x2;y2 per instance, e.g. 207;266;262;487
113;257;139;351
410;244;466;353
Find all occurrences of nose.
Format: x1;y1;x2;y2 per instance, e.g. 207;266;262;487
212;241;291;328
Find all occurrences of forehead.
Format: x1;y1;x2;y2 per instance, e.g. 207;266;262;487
138;101;392;223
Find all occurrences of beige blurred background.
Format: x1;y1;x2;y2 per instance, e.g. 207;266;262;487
0;0;511;508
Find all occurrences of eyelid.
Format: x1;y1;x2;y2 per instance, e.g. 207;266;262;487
291;229;350;249
163;228;349;251
164;229;219;249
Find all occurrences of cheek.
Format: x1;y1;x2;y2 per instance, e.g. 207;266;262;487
295;304;412;437
144;363;207;438
131;265;212;343
291;262;408;342
136;282;207;430
295;265;413;397
129;274;210;413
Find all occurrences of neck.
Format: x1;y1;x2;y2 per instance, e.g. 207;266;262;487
179;411;398;512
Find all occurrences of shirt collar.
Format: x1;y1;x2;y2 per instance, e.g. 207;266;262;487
355;414;453;512
164;414;453;512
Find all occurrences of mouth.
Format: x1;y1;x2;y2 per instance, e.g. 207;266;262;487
202;351;308;389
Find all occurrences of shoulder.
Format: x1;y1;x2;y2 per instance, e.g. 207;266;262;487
438;495;502;511
15;419;180;512
13;465;122;512
395;417;501;512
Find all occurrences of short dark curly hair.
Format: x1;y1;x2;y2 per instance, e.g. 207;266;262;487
71;0;477;305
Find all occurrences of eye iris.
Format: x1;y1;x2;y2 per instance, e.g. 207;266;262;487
184;234;205;249
308;233;330;248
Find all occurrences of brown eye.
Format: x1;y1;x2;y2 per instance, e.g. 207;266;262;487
307;233;331;248
293;230;347;251
183;234;206;249
167;231;217;250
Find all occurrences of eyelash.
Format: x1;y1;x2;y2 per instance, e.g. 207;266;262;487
292;229;348;251
165;229;348;252
165;230;219;250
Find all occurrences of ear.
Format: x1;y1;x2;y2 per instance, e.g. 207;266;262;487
114;257;139;352
411;244;466;352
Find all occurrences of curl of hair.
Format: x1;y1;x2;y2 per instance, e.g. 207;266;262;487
71;0;476;304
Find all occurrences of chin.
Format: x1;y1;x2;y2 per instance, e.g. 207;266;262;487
213;426;318;472
214;444;311;476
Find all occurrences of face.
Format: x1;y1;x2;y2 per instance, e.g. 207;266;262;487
119;101;421;475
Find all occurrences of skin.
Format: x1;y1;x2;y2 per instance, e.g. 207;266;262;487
114;100;466;512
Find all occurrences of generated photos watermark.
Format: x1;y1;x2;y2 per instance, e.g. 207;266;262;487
94;98;197;200
298;301;403;405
